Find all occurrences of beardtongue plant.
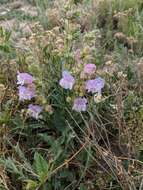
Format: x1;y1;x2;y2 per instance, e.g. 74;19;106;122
17;72;42;119
59;62;105;112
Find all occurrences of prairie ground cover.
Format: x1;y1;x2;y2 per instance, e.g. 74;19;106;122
0;0;143;189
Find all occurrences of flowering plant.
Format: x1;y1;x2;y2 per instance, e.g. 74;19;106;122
17;72;42;119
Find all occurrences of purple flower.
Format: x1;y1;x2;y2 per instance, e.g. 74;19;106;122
85;77;105;94
59;71;75;90
72;97;87;112
83;64;96;75
17;72;34;85
28;104;42;119
18;84;36;101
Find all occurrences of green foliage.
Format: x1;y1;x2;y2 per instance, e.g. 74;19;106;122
33;152;49;183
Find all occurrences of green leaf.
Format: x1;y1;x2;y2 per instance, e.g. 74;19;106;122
0;157;24;179
38;134;54;146
25;180;38;190
34;152;49;182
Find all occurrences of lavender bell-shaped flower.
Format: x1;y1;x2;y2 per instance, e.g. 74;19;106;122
18;84;36;101
72;97;87;112
17;72;34;85
85;77;105;94
83;64;96;75
59;71;75;90
27;104;42;119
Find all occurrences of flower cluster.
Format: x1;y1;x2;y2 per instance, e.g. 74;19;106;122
59;64;105;112
17;72;42;119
